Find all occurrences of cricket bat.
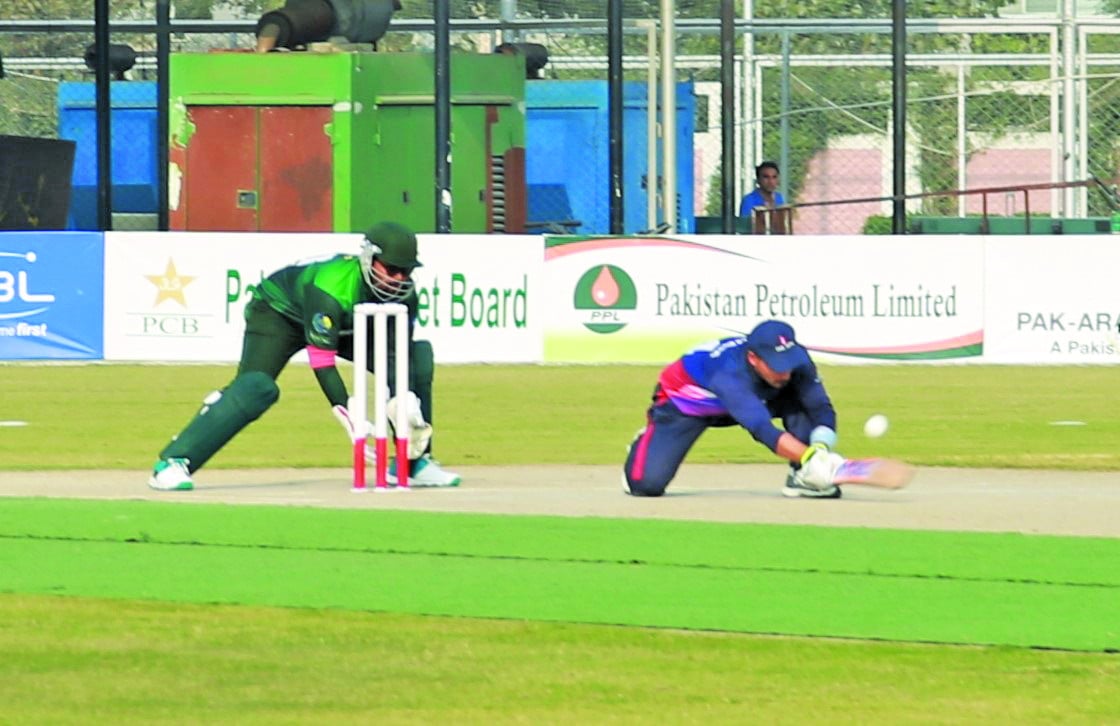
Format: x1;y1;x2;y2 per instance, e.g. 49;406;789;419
833;458;914;489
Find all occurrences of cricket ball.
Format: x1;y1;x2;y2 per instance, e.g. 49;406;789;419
863;414;889;439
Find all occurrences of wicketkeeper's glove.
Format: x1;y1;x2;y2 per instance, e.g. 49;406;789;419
386;392;433;460
796;443;847;490
332;403;378;465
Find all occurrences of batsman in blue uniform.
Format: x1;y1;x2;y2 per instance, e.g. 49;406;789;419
624;319;847;498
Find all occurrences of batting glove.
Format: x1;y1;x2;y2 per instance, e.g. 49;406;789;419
797;444;846;490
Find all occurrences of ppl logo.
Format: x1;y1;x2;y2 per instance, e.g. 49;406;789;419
775;335;796;352
572;264;637;334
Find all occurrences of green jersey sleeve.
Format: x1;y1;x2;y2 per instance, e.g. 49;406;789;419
303;256;364;349
255;254;365;350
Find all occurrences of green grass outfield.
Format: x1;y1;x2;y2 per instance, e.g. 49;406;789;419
1;363;1119;721
2;363;1119;470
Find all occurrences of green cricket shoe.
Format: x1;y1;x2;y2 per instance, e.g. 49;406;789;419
149;458;194;491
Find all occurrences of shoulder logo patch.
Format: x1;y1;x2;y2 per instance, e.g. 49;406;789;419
312;313;334;336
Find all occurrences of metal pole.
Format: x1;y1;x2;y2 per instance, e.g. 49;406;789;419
720;0;736;232
740;0;754;210
500;0;518;42
1061;0;1075;216
1049;28;1061;217
608;0;624;234
892;0;906;234
434;0;452;233
660;0;677;232
957;64;966;218
646;21;658;231
779;31;790;203
1077;23;1088;216
94;0;112;231
157;0;170;231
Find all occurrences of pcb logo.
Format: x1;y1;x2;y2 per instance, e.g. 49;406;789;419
573;264;637;334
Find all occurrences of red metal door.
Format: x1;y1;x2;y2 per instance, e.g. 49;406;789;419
183;106;259;231
259;106;333;231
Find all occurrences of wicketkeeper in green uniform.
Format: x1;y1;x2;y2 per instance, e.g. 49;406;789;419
149;222;461;491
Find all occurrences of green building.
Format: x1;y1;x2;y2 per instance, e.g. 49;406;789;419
169;49;527;234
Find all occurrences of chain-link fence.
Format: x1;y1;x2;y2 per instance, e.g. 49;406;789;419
741;20;1067;234
1081;21;1120;218
2;1;1118;233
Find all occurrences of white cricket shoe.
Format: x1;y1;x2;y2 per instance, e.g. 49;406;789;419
781;468;840;499
389;455;461;488
149;458;194;491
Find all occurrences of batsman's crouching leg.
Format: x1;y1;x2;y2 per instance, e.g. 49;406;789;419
159;371;280;472
622;428;675;498
623;402;709;497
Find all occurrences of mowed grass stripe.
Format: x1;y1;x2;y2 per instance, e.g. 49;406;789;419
0;517;1116;651
3;594;1119;724
2;499;1119;587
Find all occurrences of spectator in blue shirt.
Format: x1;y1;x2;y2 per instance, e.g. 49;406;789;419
738;161;785;217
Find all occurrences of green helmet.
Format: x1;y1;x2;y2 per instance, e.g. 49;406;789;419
363;221;421;270
360;222;420;302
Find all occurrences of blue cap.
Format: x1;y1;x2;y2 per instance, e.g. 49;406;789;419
747;320;810;373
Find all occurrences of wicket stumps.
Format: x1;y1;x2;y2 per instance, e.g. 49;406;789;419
351;302;410;491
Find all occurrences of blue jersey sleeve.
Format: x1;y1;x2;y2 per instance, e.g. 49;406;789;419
708;368;785;450
680;337;786;451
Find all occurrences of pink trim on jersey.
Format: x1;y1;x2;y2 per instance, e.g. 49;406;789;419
307;345;337;369
658;359;725;417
